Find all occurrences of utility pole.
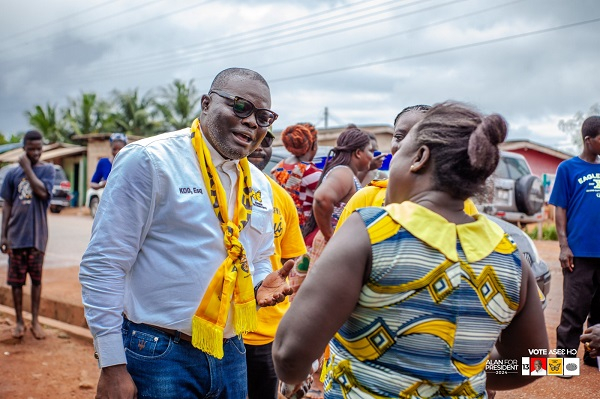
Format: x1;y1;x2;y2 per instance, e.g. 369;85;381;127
324;107;329;129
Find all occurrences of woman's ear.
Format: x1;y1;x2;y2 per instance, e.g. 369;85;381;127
410;145;430;172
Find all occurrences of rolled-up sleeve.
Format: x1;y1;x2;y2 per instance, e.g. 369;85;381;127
79;144;156;368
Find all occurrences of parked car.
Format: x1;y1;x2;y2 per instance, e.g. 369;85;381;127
476;151;545;225
486;215;551;309
49;165;71;213
85;187;103;219
0;163;71;213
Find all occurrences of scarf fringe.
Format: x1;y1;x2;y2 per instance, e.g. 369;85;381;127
192;315;225;359
233;300;258;334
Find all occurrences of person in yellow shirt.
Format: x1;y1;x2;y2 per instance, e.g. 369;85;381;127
337;105;478;229
245;128;307;399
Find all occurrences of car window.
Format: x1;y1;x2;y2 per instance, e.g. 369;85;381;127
54;166;68;183
494;157;510;179
505;157;530;179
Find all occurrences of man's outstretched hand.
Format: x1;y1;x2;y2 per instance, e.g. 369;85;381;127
257;259;295;307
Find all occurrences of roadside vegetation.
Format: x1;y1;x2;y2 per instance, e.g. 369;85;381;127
2;79;201;143
527;223;558;241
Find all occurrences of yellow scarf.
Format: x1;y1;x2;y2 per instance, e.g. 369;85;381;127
190;118;258;359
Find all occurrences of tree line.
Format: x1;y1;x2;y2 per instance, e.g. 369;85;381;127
1;79;201;144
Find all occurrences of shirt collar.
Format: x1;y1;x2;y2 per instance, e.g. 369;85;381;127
202;131;239;170
385;201;504;263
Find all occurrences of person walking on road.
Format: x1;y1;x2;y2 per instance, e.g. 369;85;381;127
80;67;293;399
550;115;600;365
1;130;55;340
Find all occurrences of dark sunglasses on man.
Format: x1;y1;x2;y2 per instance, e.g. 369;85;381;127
209;89;278;128
261;129;275;148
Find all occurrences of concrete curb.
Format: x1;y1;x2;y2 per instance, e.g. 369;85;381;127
0;303;92;344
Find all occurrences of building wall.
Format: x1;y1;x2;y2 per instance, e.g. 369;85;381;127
274;126;393;153
312;132;392;152
508;148;566;177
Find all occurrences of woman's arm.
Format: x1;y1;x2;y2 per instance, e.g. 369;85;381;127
312;167;355;241
486;256;549;390
273;212;372;384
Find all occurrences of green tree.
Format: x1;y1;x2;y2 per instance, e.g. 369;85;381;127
0;132;24;144
25;103;69;143
64;92;113;135
111;89;161;136
558;103;600;151
156;79;201;131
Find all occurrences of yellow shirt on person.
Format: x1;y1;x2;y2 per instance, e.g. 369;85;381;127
336;179;479;230
244;175;307;345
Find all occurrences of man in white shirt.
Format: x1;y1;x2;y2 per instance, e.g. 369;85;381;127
530;359;546;376
80;68;291;399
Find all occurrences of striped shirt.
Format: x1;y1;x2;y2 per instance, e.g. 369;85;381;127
270;160;322;228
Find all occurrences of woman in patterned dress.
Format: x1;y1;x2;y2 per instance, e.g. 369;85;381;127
274;102;548;399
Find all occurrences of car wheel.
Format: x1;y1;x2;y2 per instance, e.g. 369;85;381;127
50;205;62;214
89;197;100;219
514;175;544;216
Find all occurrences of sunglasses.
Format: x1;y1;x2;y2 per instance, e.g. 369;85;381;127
261;132;275;148
209;89;278;127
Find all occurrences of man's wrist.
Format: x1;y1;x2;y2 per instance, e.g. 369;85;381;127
254;280;263;298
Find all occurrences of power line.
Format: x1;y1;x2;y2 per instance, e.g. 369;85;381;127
250;0;522;76
54;0;420;76
269;16;600;83
0;0;167;55
0;0;380;64
0;0;120;42
61;0;463;85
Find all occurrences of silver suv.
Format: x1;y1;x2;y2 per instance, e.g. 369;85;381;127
477;151;545;225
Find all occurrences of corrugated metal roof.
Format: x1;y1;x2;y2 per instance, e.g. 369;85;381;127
0;144;86;163
41;146;87;161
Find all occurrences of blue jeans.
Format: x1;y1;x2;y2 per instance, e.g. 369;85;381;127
122;318;248;398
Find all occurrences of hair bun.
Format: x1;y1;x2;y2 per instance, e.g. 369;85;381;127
467;114;507;173
482;114;507;145
281;124;314;157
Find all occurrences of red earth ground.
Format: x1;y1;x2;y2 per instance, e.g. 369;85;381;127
0;240;598;398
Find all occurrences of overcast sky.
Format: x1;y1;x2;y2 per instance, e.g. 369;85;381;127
1;0;599;152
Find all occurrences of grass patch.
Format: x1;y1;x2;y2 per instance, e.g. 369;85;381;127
527;224;558;241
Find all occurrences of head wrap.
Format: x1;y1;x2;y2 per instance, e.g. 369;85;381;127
110;133;128;144
281;124;317;157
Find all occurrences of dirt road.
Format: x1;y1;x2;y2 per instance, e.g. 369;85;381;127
1;238;598;398
494;240;599;398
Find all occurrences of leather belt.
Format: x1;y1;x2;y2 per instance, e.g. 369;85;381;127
144;324;193;342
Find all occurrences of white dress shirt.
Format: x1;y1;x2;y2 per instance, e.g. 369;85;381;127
80;128;274;368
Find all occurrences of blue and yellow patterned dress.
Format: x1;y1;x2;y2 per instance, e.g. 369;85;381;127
323;202;522;399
